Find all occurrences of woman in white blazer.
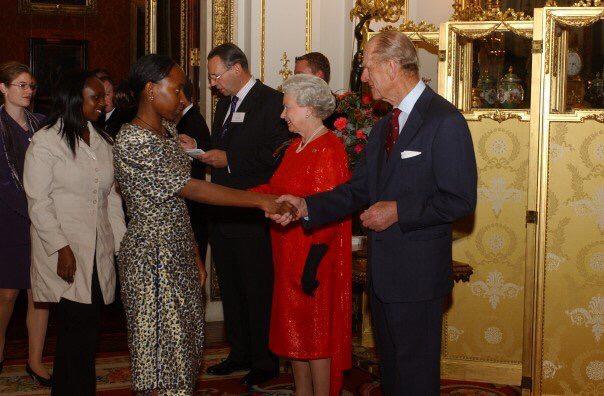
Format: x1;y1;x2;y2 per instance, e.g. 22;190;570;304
23;71;126;395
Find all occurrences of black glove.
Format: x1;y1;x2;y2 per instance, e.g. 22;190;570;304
301;243;328;296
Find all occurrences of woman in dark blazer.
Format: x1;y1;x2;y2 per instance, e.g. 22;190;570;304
0;61;50;385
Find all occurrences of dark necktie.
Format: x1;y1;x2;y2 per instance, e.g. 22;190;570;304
220;95;239;138
385;108;402;157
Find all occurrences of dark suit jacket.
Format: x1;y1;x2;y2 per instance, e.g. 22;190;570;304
103;107;136;139
176;105;212;246
210;80;292;237
305;86;477;303
177;104;211;180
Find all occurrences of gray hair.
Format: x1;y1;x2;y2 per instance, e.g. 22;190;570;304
282;74;336;120
367;31;419;74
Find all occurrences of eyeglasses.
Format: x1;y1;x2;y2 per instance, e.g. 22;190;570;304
10;83;37;91
207;66;232;83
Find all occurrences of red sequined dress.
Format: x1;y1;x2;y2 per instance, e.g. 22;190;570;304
253;131;352;395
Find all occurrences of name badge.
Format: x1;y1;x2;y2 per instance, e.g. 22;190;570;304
232;112;245;123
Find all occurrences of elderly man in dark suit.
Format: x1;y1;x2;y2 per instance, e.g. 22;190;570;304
272;31;477;395
201;43;291;386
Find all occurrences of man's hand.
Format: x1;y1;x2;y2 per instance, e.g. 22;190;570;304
267;195;308;226
178;134;197;150
360;201;398;232
199;149;228;168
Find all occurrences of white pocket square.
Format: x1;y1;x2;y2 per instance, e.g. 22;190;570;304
401;150;421;159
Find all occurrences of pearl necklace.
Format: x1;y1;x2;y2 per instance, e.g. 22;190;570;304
296;125;326;153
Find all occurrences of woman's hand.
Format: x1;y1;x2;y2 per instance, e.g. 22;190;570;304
57;245;77;283
178;134;197;150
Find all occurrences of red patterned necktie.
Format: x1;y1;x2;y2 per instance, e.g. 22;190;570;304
385;108;402;156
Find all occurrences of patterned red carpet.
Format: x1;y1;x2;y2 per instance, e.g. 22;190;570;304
1;295;521;395
0;353;521;395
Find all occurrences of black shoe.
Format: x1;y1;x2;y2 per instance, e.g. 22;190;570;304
25;363;52;387
206;359;251;376
240;367;279;386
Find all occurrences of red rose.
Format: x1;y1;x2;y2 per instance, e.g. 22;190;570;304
361;93;372;105
355;130;366;139
333;117;348;131
354;144;364;154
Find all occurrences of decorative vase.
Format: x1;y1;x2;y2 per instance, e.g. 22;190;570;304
496;66;525;109
477;73;497;108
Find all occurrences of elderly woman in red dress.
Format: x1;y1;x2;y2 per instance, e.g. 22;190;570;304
253;74;352;395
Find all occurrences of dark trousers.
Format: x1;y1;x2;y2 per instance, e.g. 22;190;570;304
51;263;102;396
210;226;275;371
370;286;443;396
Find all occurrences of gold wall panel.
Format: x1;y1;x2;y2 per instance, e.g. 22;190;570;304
445;117;531;384
540;120;603;395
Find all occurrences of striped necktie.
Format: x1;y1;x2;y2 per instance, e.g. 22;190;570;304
220;95;239;138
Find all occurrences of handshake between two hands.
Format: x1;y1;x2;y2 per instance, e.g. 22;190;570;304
263;195;308;227
263;196;398;232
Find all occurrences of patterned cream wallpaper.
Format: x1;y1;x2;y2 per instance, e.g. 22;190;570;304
445;118;530;371
540;120;603;395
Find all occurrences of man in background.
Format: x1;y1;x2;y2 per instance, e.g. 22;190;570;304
294;52;341;130
203;43;291;386
176;79;212;261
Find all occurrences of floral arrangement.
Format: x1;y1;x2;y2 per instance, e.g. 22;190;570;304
331;91;389;169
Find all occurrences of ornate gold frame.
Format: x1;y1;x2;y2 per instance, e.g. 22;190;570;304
528;6;603;395
367;20;440;49
145;0;189;66
439;19;534;122
259;0;314;82
18;0;97;15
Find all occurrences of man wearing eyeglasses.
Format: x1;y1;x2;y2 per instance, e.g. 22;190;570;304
202;43;291;387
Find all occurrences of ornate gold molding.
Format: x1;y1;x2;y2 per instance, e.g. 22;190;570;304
544;9;604;75
581;113;604;123
474;110;527;123
212;0;234;48
180;0;187;67
18;0;97;15
451;1;531;22
350;0;407;23
573;0;603;6
380;20;440;48
550;11;604;27
260;0;266;82
278;52;293;82
305;0;313;53
450;21;532;40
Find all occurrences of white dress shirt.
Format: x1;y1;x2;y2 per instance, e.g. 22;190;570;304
395;80;426;133
222;76;257;125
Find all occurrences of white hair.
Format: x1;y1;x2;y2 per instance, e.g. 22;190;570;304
282;74;336;120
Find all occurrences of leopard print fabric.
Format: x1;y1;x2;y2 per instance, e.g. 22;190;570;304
113;122;204;394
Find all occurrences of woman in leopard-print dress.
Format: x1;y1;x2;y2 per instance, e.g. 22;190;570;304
113;55;291;395
114;120;204;395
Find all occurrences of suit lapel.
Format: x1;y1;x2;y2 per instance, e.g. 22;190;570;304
231;80;261;115
378;87;435;194
212;98;228;135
